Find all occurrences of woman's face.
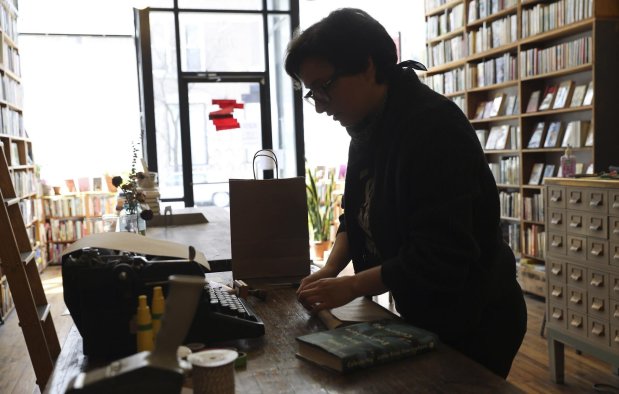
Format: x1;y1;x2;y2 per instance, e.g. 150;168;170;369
298;57;385;128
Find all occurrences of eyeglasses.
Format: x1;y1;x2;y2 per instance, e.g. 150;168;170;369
303;72;340;106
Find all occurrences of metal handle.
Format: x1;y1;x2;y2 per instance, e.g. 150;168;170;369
591;324;604;336
591;277;603;287
570;317;583;328
570;294;582;304
590;247;603;257
591;300;604;311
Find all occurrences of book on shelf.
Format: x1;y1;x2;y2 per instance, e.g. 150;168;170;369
527;122;545;149
552;80;574;109
493;125;510;150
586;163;594;174
482;101;494;118
585;126;594;147
575;163;584;175
10;142;19;166
538;85;558;111
561;121;590;148
485;127;500;150
543;121;562;148
570;84;587;107
526;90;541;113
475;129;487;148
528;163;544;185
296;319;438;373
77;177;91;193
583;81;594;106
65;179;77;193
504;95;516;116
542;164;556;182
474;102;486;119
489;93;506;117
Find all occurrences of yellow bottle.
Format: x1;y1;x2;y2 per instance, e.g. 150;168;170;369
151;286;165;339
136;295;154;352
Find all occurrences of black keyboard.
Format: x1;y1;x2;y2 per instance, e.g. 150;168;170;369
185;284;265;344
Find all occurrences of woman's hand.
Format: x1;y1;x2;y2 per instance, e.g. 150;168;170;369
297;266;338;297
297;275;357;312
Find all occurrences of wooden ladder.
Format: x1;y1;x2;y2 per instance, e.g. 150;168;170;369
0;141;60;388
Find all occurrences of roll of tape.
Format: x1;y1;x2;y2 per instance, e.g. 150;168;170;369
188;349;238;394
234;351;247;369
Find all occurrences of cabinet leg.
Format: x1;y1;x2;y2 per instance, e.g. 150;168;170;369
548;336;565;384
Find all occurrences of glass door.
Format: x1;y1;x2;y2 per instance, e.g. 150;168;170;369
186;80;264;207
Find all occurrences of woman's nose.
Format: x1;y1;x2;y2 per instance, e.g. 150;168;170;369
315;100;328;114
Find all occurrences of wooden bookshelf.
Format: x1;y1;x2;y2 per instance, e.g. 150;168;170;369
0;0;45;321
423;0;619;297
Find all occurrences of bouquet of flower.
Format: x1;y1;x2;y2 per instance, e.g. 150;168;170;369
112;143;153;222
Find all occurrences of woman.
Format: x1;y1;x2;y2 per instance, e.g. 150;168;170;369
287;8;527;378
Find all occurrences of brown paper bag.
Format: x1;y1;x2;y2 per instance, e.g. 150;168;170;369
229;176;310;283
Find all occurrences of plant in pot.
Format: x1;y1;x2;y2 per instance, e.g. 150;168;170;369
306;166;336;260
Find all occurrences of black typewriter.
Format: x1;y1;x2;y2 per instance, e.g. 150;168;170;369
63;247;264;358
185;284;264;344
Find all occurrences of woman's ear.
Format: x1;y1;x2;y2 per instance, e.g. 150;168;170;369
364;57;378;83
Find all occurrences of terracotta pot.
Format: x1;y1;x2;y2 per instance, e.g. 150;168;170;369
312;240;332;261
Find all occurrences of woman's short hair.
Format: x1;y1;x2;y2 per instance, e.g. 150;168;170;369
285;8;398;86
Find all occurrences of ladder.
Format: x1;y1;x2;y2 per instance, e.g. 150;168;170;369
0;141;60;388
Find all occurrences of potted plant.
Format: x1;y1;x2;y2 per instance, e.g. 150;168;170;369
306;166;336;260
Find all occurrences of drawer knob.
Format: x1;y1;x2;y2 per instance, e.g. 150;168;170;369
613;228;619;234
571;272;582;281
570;221;581;228
591;324;605;336
615;334;619;343
570;244;582;252
613;201;619;209
590;247;603;257
570;196;582;204
570;294;582;304
589;224;601;231
552;288;562;297
591;277;603;287
614;309;619;319
570;317;583;328
552;239;563;247
551;218;561;225
552;310;563;320
551;195;561;202
551;267;561;275
591;300;604;311
590;199;602;207
614;253;619;261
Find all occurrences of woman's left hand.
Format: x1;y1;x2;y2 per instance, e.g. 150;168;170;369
297;275;358;312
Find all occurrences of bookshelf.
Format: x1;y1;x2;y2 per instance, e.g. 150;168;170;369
0;0;45;321
423;0;619;297
42;192;117;263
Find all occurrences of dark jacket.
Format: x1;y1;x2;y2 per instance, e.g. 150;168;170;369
339;68;525;352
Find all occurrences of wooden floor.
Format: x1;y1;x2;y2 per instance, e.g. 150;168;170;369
1;266;619;393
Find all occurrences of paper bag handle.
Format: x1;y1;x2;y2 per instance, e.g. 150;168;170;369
253;149;279;179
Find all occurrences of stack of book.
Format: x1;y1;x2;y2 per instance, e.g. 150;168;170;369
522;0;593;38
520;36;591;77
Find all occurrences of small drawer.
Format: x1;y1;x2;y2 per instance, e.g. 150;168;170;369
567;235;587;261
567;310;587;338
611;243;619;268
567;263;587;288
612;324;619;351
567;188;586;211
588;317;610;347
548;209;567;233
588;293;609;320
586;214;608;239
610;190;619;215
611;300;619;323
548;186;566;209
548;232;567;256
587;238;609;265
612;275;619;300
567;212;586;236
610;217;619;242
567;286;587;314
548;283;566;305
587;189;608;214
547;260;566;283
588;269;609;297
548;304;567;329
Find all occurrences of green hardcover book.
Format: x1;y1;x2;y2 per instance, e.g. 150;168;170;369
296;319;438;373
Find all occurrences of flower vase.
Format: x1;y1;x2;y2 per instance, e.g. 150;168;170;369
119;209;146;235
312;240;332;261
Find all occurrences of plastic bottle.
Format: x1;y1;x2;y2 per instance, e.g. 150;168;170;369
560;145;576;178
137;295;154;352
151;286;165;339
